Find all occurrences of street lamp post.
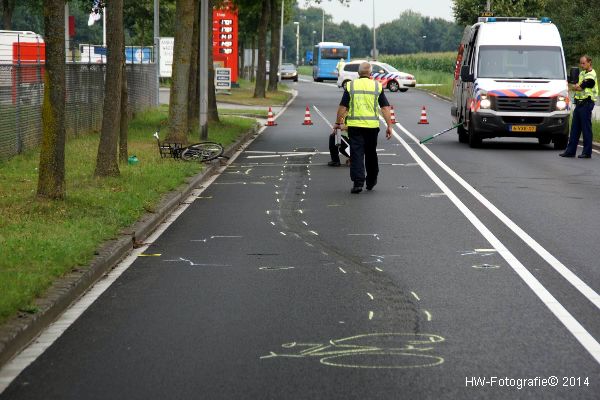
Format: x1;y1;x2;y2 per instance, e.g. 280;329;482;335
321;8;324;43
294;21;299;66
372;0;377;60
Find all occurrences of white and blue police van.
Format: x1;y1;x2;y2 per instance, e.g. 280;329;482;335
451;17;570;148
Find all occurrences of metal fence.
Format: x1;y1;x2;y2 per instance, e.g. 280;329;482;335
0;62;158;161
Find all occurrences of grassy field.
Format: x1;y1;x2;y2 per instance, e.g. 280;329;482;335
298;65;312;76
0;108;256;324
216;78;291;107
219;108;268;118
413;70;454;99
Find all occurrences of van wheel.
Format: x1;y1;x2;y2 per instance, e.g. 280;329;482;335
387;80;400;92
468;118;482;148
458;123;469;143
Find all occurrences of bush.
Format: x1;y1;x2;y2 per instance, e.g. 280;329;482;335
379;52;457;73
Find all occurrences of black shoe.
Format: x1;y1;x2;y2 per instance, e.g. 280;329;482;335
366;179;377;191
328;161;341;167
577;154;591;159
559;152;575;158
351;186;363;194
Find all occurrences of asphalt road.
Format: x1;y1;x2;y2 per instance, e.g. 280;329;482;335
2;80;600;399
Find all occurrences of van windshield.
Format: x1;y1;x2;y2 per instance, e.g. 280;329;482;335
477;46;565;80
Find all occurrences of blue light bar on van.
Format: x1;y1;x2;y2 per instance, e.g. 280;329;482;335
487;17;496;22
540;17;551;23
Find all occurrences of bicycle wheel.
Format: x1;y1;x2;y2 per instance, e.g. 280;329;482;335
181;142;224;162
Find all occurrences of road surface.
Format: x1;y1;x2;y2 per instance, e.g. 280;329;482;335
1;79;599;399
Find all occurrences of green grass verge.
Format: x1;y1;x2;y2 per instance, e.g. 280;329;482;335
219;108;269;118
0;108;256;324
298;65;312;76
216;78;291;107
594;120;600;143
412;69;454;99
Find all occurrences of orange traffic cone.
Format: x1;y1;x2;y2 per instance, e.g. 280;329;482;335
418;106;429;125
302;105;314;125
390;106;397;124
265;106;277;126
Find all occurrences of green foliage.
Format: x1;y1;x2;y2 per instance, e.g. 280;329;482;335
452;0;548;26
379;52;457;73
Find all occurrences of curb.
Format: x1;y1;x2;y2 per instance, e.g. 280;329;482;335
417;87;600;151
0;120;262;369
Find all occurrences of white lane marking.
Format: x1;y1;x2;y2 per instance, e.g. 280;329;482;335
385;118;600;365
395;121;600;312
0;89;302;394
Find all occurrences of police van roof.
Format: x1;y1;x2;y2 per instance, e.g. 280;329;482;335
476;20;561;46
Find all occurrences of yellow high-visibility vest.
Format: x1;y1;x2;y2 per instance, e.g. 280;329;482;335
346;78;382;129
574;68;598;102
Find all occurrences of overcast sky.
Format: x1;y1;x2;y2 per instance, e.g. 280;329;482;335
299;0;455;26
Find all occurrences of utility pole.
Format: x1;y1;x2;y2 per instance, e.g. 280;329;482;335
278;0;284;82
199;0;209;140
154;0;160;106
294;21;299;67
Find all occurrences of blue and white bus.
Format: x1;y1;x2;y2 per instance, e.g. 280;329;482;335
312;42;350;82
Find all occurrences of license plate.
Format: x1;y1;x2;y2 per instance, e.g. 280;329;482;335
510;125;537;132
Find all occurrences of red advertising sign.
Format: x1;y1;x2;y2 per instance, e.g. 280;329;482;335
213;2;238;83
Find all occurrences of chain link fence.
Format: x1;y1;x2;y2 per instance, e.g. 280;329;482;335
0;57;158;161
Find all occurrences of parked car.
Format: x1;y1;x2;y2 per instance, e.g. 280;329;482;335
336;60;416;92
280;63;298;81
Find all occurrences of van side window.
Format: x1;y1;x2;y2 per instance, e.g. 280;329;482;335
466;27;479;73
344;64;359;72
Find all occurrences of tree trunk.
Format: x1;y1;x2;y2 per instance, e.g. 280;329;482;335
2;0;15;31
188;0;200;130
166;0;195;144
94;0;124;177
267;0;280;92
207;0;219;125
253;0;270;98
250;35;256;82
37;0;66;200
119;63;129;163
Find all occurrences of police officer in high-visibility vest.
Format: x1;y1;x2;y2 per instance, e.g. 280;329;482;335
333;62;394;193
560;55;597;159
336;58;346;76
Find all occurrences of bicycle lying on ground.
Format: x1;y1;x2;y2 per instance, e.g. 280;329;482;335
153;130;228;162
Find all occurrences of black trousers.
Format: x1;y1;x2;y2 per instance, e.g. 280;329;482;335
348;126;379;186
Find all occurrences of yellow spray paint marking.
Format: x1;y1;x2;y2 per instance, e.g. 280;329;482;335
338;267;347;274
424;311;432;321
375;267;383;272
195;196;213;199
260;332;445;369
368;311;374;320
367;292;374;300
411;292;421;301
139;254;162;257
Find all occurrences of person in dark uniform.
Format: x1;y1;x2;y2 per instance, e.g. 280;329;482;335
332;62;394;193
560;55;597;159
